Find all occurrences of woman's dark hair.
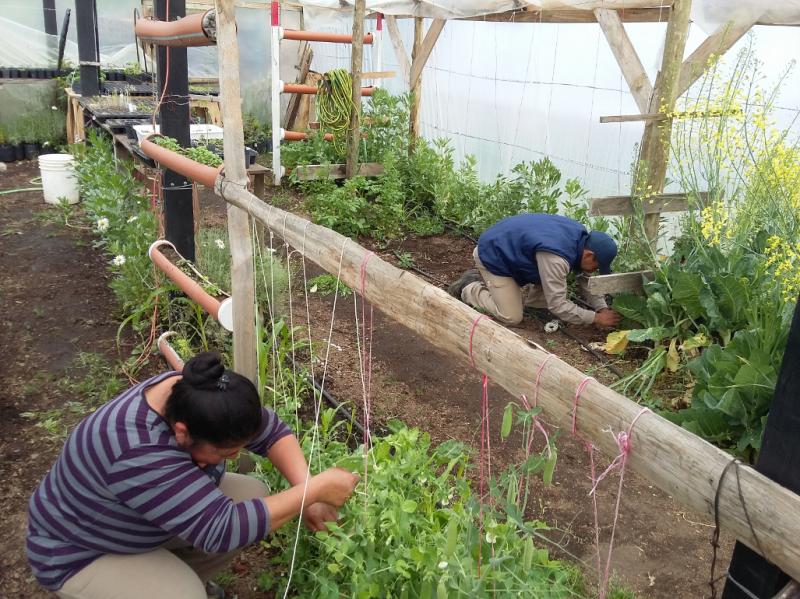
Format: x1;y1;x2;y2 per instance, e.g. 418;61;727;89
165;352;262;447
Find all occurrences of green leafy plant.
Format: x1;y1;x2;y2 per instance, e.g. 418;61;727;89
307;273;352;298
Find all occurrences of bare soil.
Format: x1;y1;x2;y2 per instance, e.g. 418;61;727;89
0;161;732;599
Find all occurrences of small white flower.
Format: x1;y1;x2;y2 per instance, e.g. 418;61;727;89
438;561;448;569
96;217;109;232
127;215;138;223
111;255;126;267
485;532;497;544
266;247;277;253
215;239;225;249
51;105;58;111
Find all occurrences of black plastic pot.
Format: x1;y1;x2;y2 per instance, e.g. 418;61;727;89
0;144;15;162
1;68;10;78
245;147;257;166
24;142;40;161
9;68;20;78
14;143;24;161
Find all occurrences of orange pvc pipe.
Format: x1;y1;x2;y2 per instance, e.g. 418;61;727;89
157;332;186;371
134;11;216;47
283;83;375;96
140;136;223;188
283;29;373;44
149;241;222;320
283;131;334;142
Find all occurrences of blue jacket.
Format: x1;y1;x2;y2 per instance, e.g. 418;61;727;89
477;214;589;286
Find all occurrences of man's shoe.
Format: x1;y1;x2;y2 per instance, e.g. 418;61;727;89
447;269;481;300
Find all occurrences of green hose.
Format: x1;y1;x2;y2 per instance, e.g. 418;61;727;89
316;69;356;156
0;187;43;195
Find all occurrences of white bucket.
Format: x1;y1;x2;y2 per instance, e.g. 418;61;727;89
39;154;80;205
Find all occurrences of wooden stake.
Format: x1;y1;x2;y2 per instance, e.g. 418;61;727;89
637;0;692;245
216;0;257;382
215;178;800;584
346;0;366;179
409;17;423;153
409;19;445;90
385;16;410;86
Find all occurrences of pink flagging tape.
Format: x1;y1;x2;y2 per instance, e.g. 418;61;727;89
572;376;595;436
468;314;490;369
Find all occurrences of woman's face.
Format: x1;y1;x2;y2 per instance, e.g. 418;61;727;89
189;442;245;469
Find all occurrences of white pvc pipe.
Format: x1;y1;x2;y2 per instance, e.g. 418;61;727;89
271;2;281;186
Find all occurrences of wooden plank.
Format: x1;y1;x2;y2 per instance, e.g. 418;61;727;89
217;0;257;382
361;70;396;79
587;271;655;295
283;41;313;130
594;8;653;114
216;178;800;584
637;0;691;245
409;18;445;90
590;192;707;216
385;16;410;86
292;162;384;181
600;113;665;123
676;18;756;98
346;0;367;178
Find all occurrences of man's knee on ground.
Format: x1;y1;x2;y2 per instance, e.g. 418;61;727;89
495;309;523;326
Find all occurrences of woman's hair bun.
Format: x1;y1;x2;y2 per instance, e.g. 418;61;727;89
182;352;226;387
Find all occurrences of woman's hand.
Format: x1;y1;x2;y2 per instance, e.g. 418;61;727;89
314;467;360;507
302;502;340;532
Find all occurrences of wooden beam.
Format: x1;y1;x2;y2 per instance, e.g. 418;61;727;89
217;0;257;382
590;192;707;215
587;271;655;295
600;113;664;123
361;70;396;79
408;17;423;149
292;162;384;181
346;0;367;179
283;41;313;130
385;15;410;86
216;177;800;584
594;8;653;114
676;18;756;97
637;0;692;245
409;18;445;90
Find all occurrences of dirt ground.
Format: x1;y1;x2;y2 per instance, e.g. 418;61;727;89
0;160;732;598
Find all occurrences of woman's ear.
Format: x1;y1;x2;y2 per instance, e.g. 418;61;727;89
173;422;192;447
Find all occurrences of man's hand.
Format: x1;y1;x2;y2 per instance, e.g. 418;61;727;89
593;308;621;328
302;502;340;532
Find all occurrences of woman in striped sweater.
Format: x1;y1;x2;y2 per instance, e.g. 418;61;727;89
27;352;359;598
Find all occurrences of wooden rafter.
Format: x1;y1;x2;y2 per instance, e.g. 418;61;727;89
462;7;674;24
594;8;653;113
385;15;411;85
676;17;757;97
409;18;445;89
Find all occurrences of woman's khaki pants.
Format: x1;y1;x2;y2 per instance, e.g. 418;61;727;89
56;473;267;599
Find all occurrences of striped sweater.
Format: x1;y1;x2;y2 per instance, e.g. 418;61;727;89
26;371;292;590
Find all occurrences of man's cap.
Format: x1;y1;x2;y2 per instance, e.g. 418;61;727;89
586;231;617;275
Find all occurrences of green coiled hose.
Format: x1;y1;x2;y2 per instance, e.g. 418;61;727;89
316;69;357;156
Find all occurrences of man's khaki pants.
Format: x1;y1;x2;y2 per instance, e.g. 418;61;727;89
56;473;267;599
461;247;546;325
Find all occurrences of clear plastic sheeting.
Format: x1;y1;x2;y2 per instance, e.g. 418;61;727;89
299;0;800;30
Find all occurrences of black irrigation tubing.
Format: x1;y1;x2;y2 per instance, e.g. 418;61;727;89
444;222;477;243
392;251;449;286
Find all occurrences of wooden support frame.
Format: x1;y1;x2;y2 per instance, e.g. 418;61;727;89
346;0;367;178
214;177;800;583
594;8;653;114
282;41;313;129
409;18;445;90
385;15;410;86
291;162;384;181
217;0;258;382
590;192;707;216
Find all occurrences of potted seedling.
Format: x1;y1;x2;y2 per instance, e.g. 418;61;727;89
8;125;24;161
124;61;144;85
0;125;14;162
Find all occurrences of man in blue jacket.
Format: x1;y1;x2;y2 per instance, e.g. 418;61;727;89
448;214;621;328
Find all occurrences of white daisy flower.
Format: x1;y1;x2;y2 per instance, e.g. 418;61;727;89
438;561;448;569
111;255;126;267
485;532;497;544
215;239;225;249
96;217;109;232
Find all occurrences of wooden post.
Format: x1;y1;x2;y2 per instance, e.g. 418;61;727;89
636;0;692;246
385;16;410;86
215;178;800;583
43;0;58;35
216;0;257;383
346;0;367;178
723;299;800;597
157;0;195;262
408;17;423;152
